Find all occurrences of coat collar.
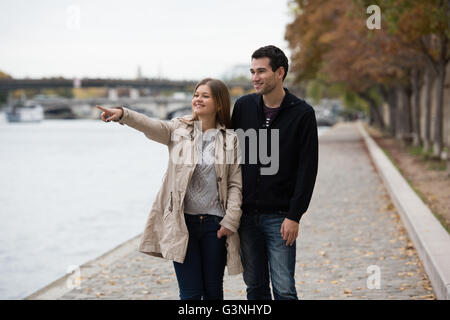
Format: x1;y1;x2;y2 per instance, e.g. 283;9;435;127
178;114;226;132
257;87;294;110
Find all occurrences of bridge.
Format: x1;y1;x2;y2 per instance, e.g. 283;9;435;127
28;95;194;120
0;78;254;92
0;77;340;124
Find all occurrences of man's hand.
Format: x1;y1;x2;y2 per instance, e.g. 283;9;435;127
280;218;299;246
217;226;233;239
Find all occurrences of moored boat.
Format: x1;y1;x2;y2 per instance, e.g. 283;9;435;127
6;101;44;123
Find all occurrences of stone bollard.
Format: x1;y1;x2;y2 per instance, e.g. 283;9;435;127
442;151;450;177
447;157;450;177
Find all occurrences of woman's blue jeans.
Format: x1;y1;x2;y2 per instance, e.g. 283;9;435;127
238;213;298;300
173;214;227;300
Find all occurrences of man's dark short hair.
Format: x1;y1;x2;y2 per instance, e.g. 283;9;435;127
251;45;289;81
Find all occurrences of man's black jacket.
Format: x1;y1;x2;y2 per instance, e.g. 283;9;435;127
231;88;318;222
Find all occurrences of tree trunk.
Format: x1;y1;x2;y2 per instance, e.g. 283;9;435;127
387;87;397;137
404;85;413;144
360;91;385;130
395;86;404;140
395;84;413;145
368;104;375;126
433;61;446;157
379;85;397;136
411;68;422;146
423;67;433;152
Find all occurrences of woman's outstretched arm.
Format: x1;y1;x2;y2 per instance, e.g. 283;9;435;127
97;105;173;146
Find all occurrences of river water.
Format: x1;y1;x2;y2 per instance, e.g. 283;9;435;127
0;118;329;299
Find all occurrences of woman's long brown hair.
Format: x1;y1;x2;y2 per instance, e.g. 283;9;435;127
192;78;232;129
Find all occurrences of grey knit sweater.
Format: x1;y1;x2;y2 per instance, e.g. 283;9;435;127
183;131;224;217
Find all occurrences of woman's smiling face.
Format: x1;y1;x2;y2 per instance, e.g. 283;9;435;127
192;84;217;118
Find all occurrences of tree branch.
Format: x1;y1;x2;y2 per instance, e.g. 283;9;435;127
419;37;438;75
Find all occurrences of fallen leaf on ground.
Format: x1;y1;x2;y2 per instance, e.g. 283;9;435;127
318;251;327;257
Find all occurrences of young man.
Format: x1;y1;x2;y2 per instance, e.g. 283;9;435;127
231;45;318;300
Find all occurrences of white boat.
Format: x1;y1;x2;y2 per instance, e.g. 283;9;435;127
6;101;44;123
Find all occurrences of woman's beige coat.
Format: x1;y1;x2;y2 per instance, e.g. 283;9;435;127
117;107;243;275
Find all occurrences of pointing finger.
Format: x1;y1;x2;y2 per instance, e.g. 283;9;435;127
96;105;108;112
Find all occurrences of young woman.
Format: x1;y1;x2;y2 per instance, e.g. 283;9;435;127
97;78;243;300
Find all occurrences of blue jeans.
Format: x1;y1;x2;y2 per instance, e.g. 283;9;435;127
173;214;227;300
238;213;298;300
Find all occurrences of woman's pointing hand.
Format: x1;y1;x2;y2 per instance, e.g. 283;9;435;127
96;105;123;122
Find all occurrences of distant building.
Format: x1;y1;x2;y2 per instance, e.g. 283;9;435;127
221;64;251;81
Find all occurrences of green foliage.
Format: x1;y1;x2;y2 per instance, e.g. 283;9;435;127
343;91;368;112
306;80;324;104
0;92;7;104
0;70;12;103
42;88;74;99
0;70;12;79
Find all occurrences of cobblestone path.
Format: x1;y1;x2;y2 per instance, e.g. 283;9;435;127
60;122;434;300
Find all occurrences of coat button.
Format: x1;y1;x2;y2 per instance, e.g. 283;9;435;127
217;177;222;182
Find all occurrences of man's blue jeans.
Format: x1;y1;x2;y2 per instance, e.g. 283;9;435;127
173;214;227;300
238;213;298;300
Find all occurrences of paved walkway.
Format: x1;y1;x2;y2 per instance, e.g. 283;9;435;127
60;122;435;300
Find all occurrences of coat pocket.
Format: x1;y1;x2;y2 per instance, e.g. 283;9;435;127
163;192;173;220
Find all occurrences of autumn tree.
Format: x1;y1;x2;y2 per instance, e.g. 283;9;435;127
286;0;413;130
367;0;450;155
285;0;344;84
286;0;448;154
0;70;12;104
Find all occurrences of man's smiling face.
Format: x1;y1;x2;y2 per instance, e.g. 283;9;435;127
250;57;282;95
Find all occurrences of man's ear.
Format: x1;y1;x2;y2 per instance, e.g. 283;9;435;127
277;66;285;80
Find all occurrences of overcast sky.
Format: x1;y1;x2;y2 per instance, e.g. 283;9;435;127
0;0;292;81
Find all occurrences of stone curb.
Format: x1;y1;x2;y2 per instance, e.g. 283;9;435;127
25;234;142;300
358;122;450;300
